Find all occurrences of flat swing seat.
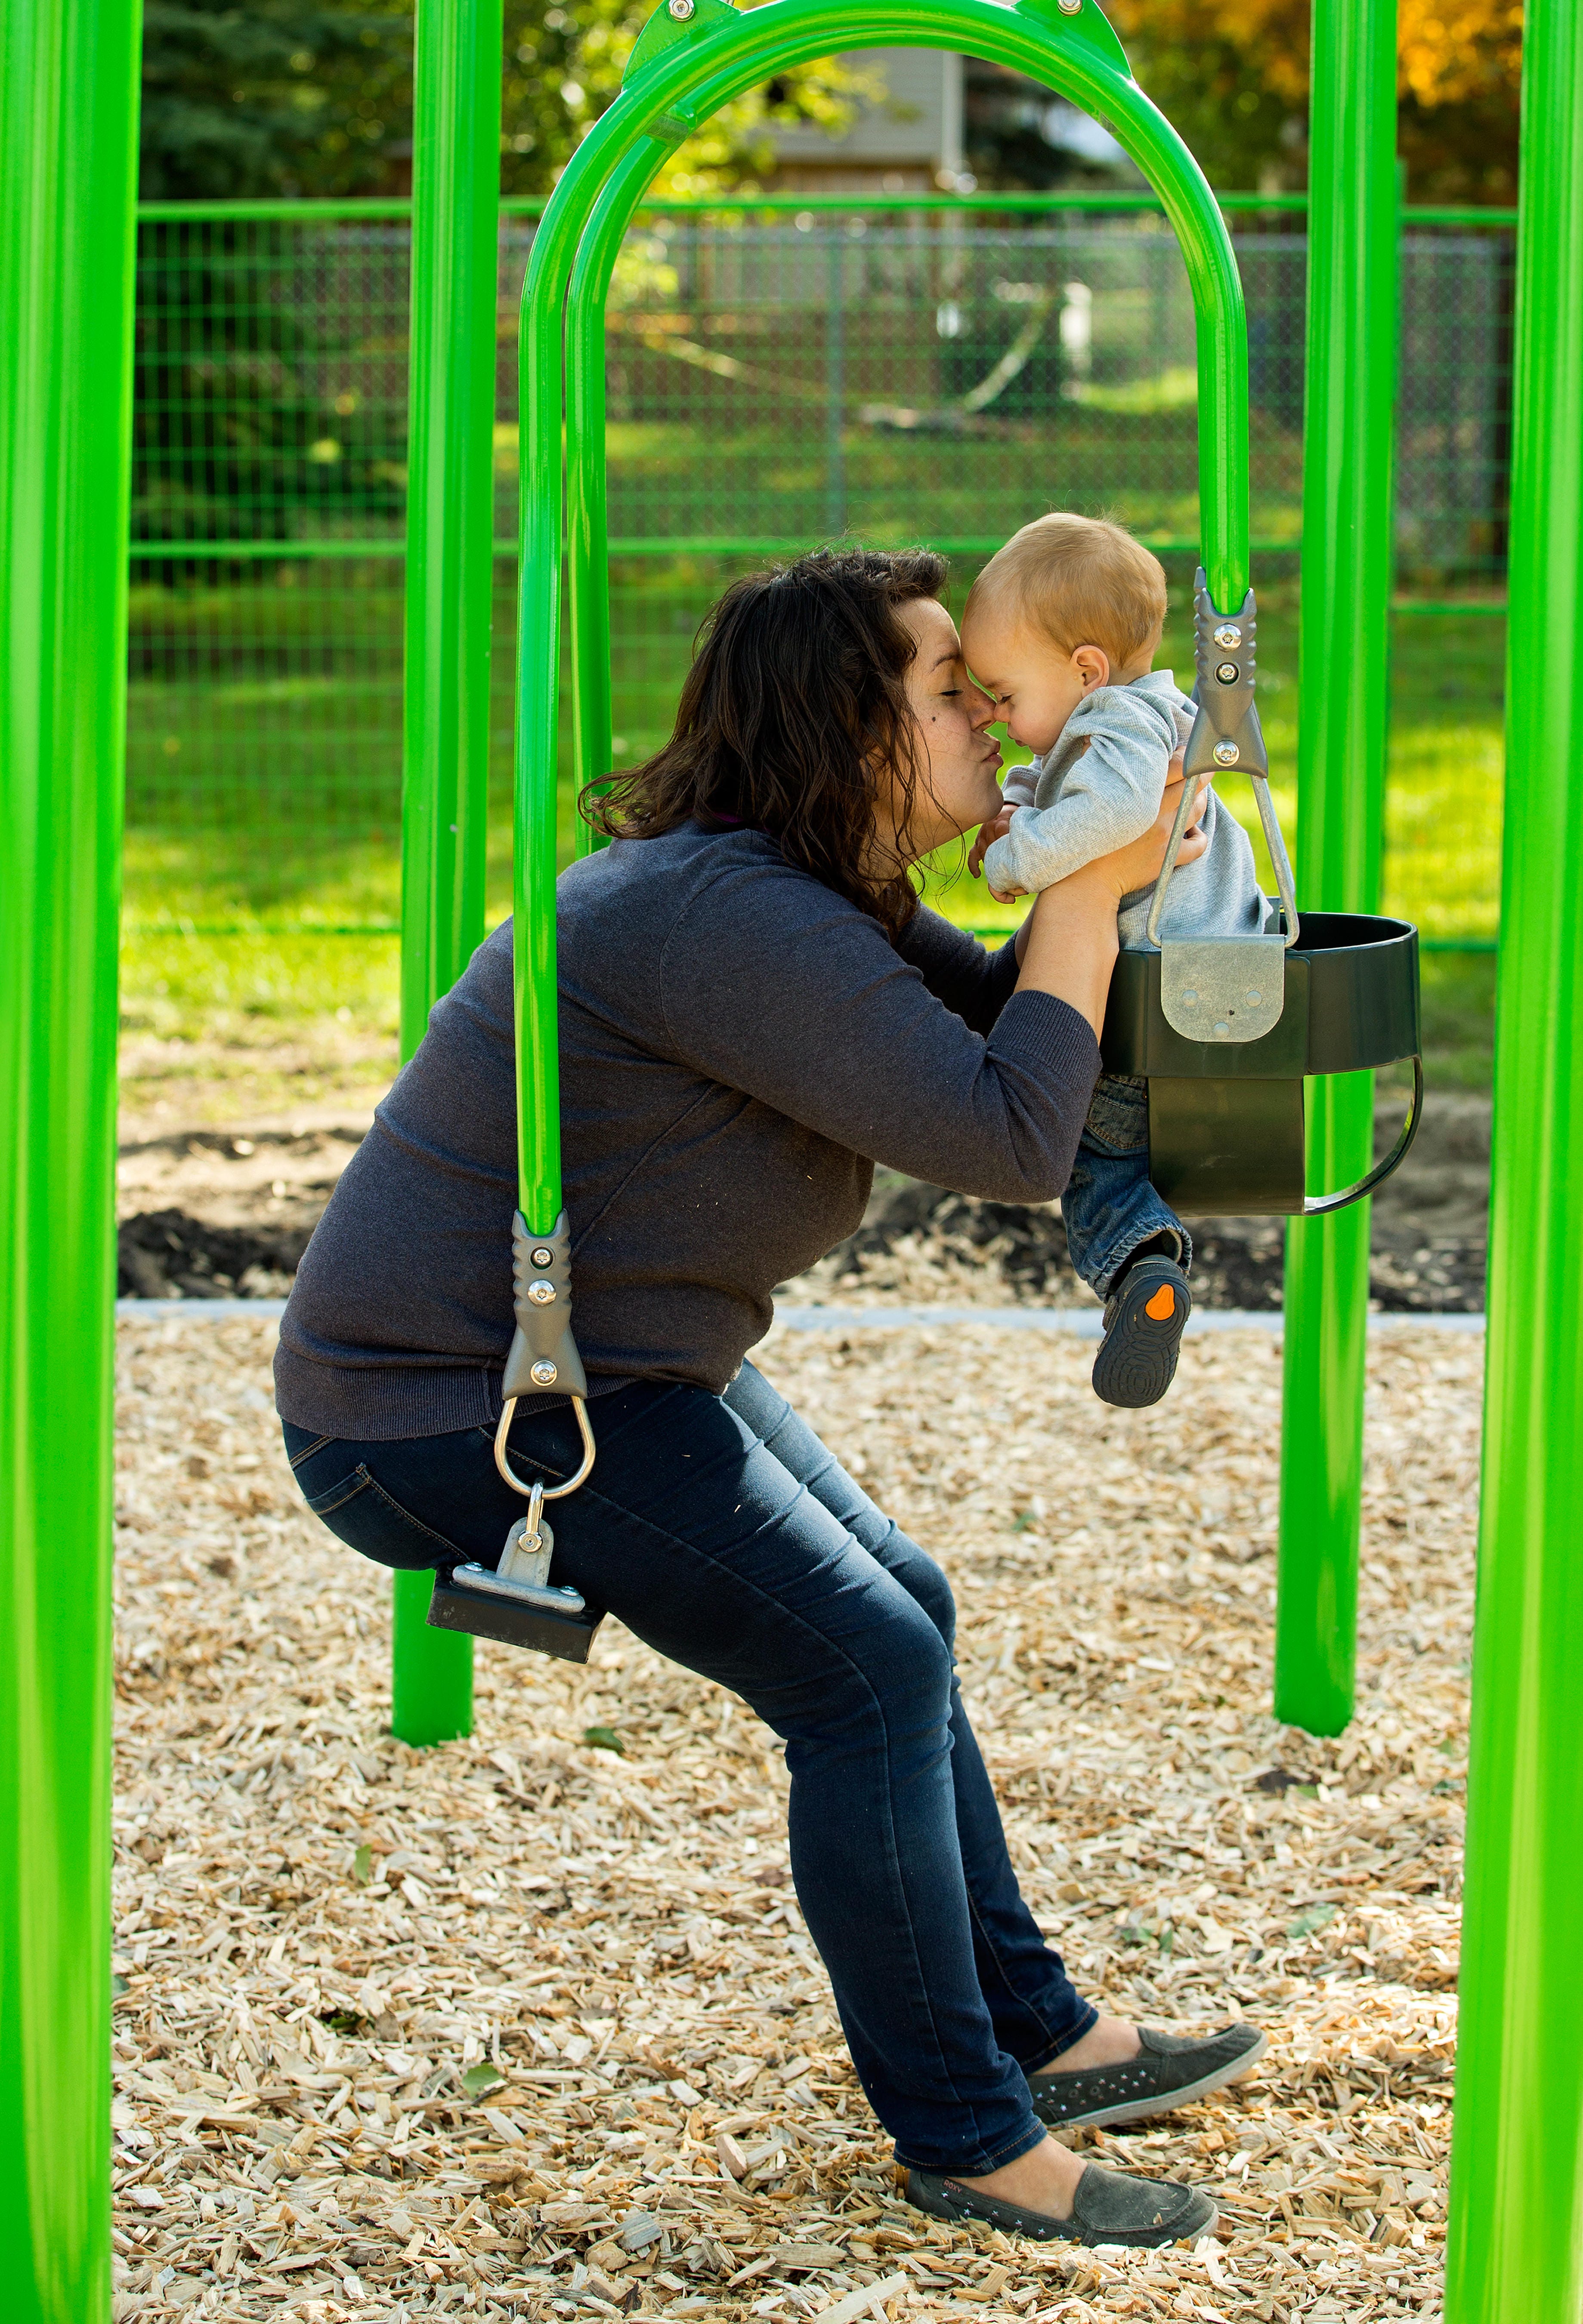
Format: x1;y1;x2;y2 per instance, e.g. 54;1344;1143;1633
429;1566;605;1663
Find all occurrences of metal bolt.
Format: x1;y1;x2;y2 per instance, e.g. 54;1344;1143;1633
668;0;695;16
1058;0;1083;12
1213;740;1240;766
1180;989;1198;1007
1246;988;1262;1005
531;1246;555;1268
527;1279;557;1306
530;1360;558;1386
1214;1020;1231;1037
1213;623;1243;648
1215;660;1240;685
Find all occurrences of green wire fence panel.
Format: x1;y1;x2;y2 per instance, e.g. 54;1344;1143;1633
562;211;1291;553
127;205;1513;590
122;192;1512;947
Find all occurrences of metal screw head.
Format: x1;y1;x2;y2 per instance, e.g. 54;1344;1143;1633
1213;623;1243;648
1180;989;1198;1007
1215;660;1240;685
1213;1020;1231;1037
1213;740;1240;766
1246;988;1262;1005
668;0;695;16
530;1359;559;1386
527;1279;557;1306
531;1246;555;1268
1057;0;1083;12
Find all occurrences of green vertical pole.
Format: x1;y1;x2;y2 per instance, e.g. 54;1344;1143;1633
0;0;142;2312
1273;0;1397;1737
1445;0;1583;2305
825;232;847;536
392;0;504;1747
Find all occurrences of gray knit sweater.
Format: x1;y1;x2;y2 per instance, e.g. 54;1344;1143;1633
274;822;1102;1440
986;670;1273;947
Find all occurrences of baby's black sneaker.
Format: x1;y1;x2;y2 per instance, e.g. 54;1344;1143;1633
1091;1253;1191;1408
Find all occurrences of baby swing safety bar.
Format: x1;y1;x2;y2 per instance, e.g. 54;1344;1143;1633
427;0;1422;1661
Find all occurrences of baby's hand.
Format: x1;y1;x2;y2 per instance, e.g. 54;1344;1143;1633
969;803;1017;880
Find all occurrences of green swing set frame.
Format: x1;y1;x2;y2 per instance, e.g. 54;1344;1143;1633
417;0;1425;1664
6;0;1583;2312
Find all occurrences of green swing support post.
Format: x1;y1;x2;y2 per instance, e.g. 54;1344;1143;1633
390;0;504;1746
1446;0;1583;2306
0;0;143;2311
1274;0;1398;1736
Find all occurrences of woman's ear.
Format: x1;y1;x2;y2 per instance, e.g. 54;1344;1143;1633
1071;644;1111;693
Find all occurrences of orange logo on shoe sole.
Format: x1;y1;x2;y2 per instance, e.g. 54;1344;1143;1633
1145;1286;1176;1321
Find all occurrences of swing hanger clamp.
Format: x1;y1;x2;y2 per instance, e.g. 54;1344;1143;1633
1145;572;1299;1045
427;1211;604;1664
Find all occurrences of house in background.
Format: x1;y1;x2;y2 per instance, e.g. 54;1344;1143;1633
765;49;966;192
762;49;1131;192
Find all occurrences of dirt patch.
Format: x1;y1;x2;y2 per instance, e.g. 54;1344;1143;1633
788;1089;1490;1314
117;1125;370;1298
118;1025;395;1137
115;1093;1493;1313
118;1210;314;1301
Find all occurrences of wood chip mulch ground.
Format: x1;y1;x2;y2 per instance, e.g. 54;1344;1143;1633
111;1315;1473;2323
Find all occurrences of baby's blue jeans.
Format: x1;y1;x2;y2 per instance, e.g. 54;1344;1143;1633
1062;1072;1193;1298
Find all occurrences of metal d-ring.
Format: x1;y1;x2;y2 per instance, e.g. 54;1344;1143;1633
494;1394;597;1499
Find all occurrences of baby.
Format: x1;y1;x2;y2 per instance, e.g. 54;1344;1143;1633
961;511;1275;1409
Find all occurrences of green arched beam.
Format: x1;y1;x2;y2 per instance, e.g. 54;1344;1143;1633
514;0;1253;1230
566;141;657;860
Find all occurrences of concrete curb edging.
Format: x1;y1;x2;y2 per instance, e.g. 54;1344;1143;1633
116;1298;1487;1335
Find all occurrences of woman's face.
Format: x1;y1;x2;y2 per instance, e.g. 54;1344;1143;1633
884;597;1003;862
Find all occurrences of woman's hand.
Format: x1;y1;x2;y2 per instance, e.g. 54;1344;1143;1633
968;802;1017;881
1010;754;1212;1038
1094;753;1211;899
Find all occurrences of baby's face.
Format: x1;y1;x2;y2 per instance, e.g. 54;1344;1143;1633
959;615;1097;757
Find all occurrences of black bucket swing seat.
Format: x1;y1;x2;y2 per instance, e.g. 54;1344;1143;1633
1100;572;1423;1219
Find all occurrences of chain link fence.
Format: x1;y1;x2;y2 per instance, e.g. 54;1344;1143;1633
127;201;1512;945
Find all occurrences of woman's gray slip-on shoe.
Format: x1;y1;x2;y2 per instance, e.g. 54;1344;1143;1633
905;2159;1215;2249
1027;2021;1268;2131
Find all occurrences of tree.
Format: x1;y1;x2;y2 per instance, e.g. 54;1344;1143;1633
140;4;412;199
1102;0;1523;204
139;0;867;201
134;6;870;564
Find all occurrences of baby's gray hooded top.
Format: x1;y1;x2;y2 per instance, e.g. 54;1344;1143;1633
985;668;1274;947
275;822;1101;1440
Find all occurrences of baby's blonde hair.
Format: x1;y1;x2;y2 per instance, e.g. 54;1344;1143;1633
965;510;1167;668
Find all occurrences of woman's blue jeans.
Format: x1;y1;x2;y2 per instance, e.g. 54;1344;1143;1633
281;1363;1094;2174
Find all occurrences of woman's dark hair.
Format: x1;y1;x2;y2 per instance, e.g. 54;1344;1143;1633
582;545;949;936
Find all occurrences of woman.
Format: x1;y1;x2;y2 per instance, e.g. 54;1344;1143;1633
276;549;1264;2247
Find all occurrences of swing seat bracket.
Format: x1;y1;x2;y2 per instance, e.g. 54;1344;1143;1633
1159;932;1289;1043
501;1209;588;1400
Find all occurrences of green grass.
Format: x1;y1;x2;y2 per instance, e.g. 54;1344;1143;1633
119;565;1505;1093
